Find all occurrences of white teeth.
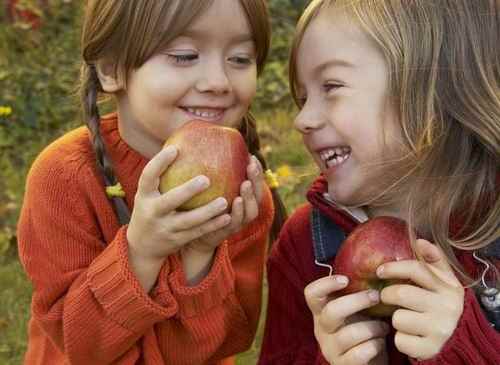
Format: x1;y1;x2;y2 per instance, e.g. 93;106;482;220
319;147;351;168
186;108;220;118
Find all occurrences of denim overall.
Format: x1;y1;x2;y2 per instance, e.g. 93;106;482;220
310;207;500;331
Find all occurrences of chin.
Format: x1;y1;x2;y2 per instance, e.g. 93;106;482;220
327;185;348;204
327;182;364;207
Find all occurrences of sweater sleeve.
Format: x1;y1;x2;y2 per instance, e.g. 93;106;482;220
17;156;176;364
410;288;500;365
145;185;275;363
258;210;326;365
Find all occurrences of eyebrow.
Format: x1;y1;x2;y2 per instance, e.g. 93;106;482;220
315;58;356;74
181;30;254;44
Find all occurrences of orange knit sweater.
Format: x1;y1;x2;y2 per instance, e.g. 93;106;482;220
17;114;274;365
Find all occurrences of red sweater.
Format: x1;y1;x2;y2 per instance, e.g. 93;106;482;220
259;176;500;365
17;114;275;365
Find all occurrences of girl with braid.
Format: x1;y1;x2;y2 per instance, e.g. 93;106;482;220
17;1;285;364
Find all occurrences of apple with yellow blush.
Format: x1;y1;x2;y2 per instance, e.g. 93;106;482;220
159;120;249;211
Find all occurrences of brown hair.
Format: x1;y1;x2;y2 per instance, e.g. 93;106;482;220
290;0;499;282
80;0;286;242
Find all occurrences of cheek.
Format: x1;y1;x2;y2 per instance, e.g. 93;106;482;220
303;138;320;163
147;73;187;101
234;69;257;106
376;107;404;157
131;61;186;101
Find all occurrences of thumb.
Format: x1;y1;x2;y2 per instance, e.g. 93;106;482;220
138;145;177;194
304;275;348;316
416;239;459;285
416;239;442;264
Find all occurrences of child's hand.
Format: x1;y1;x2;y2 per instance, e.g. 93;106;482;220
304;276;391;365
377;239;464;361
186;155;264;253
126;146;232;264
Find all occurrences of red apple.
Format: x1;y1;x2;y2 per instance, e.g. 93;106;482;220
159;120;249;211
333;216;415;317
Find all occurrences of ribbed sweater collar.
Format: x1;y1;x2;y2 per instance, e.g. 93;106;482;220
98;112;148;206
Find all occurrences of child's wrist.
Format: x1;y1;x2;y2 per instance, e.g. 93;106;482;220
180;246;217;286
127;242;165;293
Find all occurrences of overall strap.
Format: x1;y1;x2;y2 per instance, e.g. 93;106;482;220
475;238;500;331
310;207;346;270
481;238;500;259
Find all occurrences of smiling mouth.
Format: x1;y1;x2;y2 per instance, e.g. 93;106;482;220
319;146;352;169
181;107;226;121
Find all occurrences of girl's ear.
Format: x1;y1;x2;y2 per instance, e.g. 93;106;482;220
95;61;123;93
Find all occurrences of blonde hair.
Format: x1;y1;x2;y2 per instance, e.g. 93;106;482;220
290;0;500;282
79;0;286;240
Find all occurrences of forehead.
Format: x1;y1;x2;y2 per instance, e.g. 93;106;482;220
186;0;252;38
295;8;379;82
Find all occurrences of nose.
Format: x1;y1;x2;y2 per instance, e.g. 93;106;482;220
196;59;231;95
294;101;326;134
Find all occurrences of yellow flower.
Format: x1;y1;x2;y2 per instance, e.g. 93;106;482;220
264;169;279;189
276;164;293;178
0;106;13;117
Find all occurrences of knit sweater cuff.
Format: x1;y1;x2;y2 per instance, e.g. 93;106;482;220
167;242;235;319
87;226;177;333
411;288;498;365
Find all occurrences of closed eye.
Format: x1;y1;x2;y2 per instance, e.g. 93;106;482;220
324;83;343;93
167;53;198;64
229;56;254;66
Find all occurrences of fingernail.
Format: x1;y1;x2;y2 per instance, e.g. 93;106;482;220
196;176;209;187
215;198;227;209
335;276;348;285
163;145;177;154
252;156;261;171
376;265;384;277
251;164;259;175
368;290;380;302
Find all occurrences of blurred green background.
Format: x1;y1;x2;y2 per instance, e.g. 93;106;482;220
0;0;317;363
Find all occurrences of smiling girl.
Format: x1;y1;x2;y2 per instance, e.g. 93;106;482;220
259;0;500;364
17;1;285;364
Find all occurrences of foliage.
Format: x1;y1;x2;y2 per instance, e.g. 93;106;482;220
0;0;82;254
255;0;308;111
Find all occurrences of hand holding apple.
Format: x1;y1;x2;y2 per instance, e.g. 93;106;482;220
183;153;265;255
377;239;464;360
126;146;233;292
304;275;390;365
333;216;415;317
158;120;265;251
